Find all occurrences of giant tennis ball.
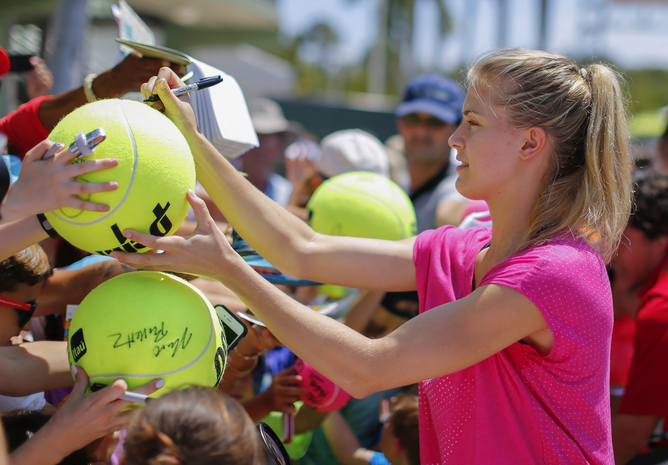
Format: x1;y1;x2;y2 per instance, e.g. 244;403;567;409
67;271;227;401
306;172;416;240
44;99;196;255
294;359;351;412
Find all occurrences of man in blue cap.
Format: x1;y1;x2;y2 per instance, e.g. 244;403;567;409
395;74;467;232
375;75;470;326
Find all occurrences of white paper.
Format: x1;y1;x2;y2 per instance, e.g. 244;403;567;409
187;58;259;159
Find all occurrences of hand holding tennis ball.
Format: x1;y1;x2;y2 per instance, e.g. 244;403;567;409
111;190;241;281
1;139;118;224
44;99;196;255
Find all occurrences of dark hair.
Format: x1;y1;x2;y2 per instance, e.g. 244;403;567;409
629;172;668;239
0;245;52;293
389;394;420;465
123;387;263;465
1;409;88;465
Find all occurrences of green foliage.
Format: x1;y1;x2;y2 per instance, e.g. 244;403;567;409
272;0;452;98
624;69;668;115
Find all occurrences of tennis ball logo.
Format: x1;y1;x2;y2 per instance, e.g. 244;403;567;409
306;172;417;241
70;328;87;362
67;272;227;400
44;99;196;255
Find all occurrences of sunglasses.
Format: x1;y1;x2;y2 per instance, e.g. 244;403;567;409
257;421;292;465
401;113;448;128
0;296;37;329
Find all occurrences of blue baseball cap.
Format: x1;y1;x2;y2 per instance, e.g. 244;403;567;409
396;74;465;125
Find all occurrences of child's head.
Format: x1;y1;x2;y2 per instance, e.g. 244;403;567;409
379;393;419;465
0;244;51;344
465;48;632;261
122;387;264;465
611;173;668;290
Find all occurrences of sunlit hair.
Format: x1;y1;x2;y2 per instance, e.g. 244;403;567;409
467;49;633;262
123;387;263;465
0;245;52;293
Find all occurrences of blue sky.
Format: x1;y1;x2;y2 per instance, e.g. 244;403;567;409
276;0;668;71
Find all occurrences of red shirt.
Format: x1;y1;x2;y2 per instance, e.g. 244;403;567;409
0;95;50;159
619;254;668;415
610;314;635;388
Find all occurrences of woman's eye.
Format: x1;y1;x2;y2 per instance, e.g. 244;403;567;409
466;119;478;126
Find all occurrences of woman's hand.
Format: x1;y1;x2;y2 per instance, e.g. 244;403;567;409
261;367;307;415
47;367;162;450
1;140;118;223
111;190;240;280
239;367;307;422
10;366;163;465
140;68;199;139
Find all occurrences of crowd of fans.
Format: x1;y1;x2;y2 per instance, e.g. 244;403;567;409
0;33;667;465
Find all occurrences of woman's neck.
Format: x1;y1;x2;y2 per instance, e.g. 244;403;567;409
480;189;539;270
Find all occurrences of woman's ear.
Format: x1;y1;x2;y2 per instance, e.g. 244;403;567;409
519;127;549;161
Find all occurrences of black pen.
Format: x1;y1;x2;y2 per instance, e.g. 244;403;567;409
143;75;223;103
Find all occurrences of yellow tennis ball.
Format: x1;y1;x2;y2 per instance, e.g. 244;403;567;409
44;99;196;255
306;171;417;240
67;271;227;400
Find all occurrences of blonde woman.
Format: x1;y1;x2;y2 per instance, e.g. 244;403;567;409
115;49;632;464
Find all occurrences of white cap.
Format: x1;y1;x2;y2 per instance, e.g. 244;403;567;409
318;129;390;179
247;98;291;134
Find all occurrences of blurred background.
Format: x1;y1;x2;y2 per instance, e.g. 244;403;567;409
1;0;668;149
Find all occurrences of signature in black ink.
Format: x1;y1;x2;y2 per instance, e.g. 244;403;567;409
153;327;193;358
109;322;169;350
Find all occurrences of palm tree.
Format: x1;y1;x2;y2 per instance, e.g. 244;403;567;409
357;0;451;95
290;21;341;95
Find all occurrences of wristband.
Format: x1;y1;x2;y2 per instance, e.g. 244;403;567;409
225;358;259;378
233;345;261;361
36;213;60;238
83;73;99;103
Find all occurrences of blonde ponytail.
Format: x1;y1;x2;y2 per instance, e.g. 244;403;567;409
468;49;633;261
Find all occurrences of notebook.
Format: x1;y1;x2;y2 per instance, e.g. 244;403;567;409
117;41;258;159
113;0;257;159
115;39;191;66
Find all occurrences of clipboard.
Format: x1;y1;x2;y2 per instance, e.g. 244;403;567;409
115;39;192;66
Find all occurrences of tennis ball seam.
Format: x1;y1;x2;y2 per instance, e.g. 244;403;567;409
315;183;407;239
51;100;138;226
88;301;214;380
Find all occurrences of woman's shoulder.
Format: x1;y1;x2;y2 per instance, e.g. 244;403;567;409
499;234;608;291
525;234;604;269
417;225;493;251
414;225;493;270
